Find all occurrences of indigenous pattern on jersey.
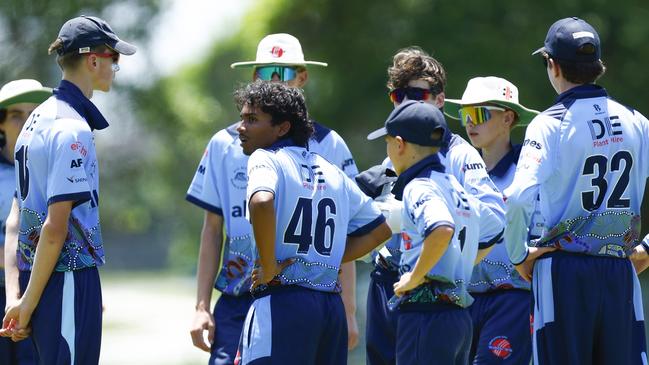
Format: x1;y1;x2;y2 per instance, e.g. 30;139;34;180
469;145;545;293
375;134;506;272
246;141;383;293
505;85;649;264
387;155;504;309
0;155;15;286
15;81;105;272
186;122;359;296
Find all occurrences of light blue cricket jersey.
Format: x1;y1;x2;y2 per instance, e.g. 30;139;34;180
506;85;649;265
388;154;504;309
246;141;383;293
186;122;358;296
469;145;545;293
15;81;106;272
0;154;15;286
377;133;506;272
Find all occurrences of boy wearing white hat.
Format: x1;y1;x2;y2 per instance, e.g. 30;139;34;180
0;79;50;364
445;76;549;364
187;33;360;365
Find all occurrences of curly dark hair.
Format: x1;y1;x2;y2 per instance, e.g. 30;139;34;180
234;80;313;147
387;46;446;96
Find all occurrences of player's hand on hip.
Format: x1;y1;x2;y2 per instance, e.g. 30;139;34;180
515;246;557;282
251;258;295;290
630;244;649;274
346;312;359;350
190;308;215;352
393;272;424;297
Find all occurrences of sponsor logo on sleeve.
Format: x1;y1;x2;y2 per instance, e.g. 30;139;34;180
522;138;542;150
70;141;88;157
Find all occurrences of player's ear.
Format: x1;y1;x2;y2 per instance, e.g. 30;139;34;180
277;120;291;137
395;136;406;153
433;92;445;109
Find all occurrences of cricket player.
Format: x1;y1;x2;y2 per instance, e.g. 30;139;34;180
367;100;504;364
445;76;541;364
235;80;390;365
365;47;506;365
187;33;361;364
505;16;649;364
0;79;50;364
0;16;135;364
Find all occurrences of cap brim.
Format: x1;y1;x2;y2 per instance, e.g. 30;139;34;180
111;39;137;55
367;127;388;141
0;89;52;109
230;60;328;69
444;99;540;127
531;46;546;56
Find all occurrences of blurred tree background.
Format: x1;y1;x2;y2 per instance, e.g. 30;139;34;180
2;0;649;273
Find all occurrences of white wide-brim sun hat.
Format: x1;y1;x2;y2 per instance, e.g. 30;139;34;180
230;33;327;68
0;79;52;109
444;76;539;127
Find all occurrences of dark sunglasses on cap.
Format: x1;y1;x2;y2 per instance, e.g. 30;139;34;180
255;66;299;81
388;87;435;104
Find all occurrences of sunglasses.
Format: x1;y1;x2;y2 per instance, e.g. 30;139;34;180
388;87;435;104
255;66;299;81
459;106;506;127
88;52;120;72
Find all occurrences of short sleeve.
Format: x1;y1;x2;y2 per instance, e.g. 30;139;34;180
405;179;454;238
47;126;92;205
247;150;279;200
186;137;224;215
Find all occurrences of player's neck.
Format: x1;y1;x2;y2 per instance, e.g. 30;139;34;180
62;73;94;99
481;137;511;172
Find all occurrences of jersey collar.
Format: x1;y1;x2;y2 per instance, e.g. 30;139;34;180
555;84;608;104
391;153;445;201
54;80;109;131
263;137;302;152
486;144;521;178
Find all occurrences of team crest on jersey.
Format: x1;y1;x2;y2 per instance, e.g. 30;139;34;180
230;166;248;189
488;336;513;359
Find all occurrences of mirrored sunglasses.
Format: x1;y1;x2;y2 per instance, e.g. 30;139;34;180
388;87;433;103
459;106;506;127
255;66;298;81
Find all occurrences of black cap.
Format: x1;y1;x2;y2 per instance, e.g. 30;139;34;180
532;17;600;62
57;15;137;56
367;100;448;147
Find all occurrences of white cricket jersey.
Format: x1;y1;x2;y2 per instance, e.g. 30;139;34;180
0;155;15;285
505;84;649;264
14;93;104;272
469;145;545;293
376;134;506;271
186;122;358;296
246;142;383;293
388;154;504;309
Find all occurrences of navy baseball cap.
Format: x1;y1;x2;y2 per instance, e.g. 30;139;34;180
367;100;448;147
56;15;136;56
532;17;600;62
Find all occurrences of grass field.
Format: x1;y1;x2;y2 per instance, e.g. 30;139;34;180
100;270;369;365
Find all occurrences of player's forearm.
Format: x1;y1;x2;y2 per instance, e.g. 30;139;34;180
342;222;391;262
21;220;67;310
339;262;356;313
249;193;277;275
4;199;21;302
195;215;224;311
410;226;453;283
504;184;538;265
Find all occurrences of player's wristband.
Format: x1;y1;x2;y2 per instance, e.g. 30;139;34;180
641;240;649;254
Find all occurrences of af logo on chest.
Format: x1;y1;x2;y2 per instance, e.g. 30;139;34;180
70;158;83;168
